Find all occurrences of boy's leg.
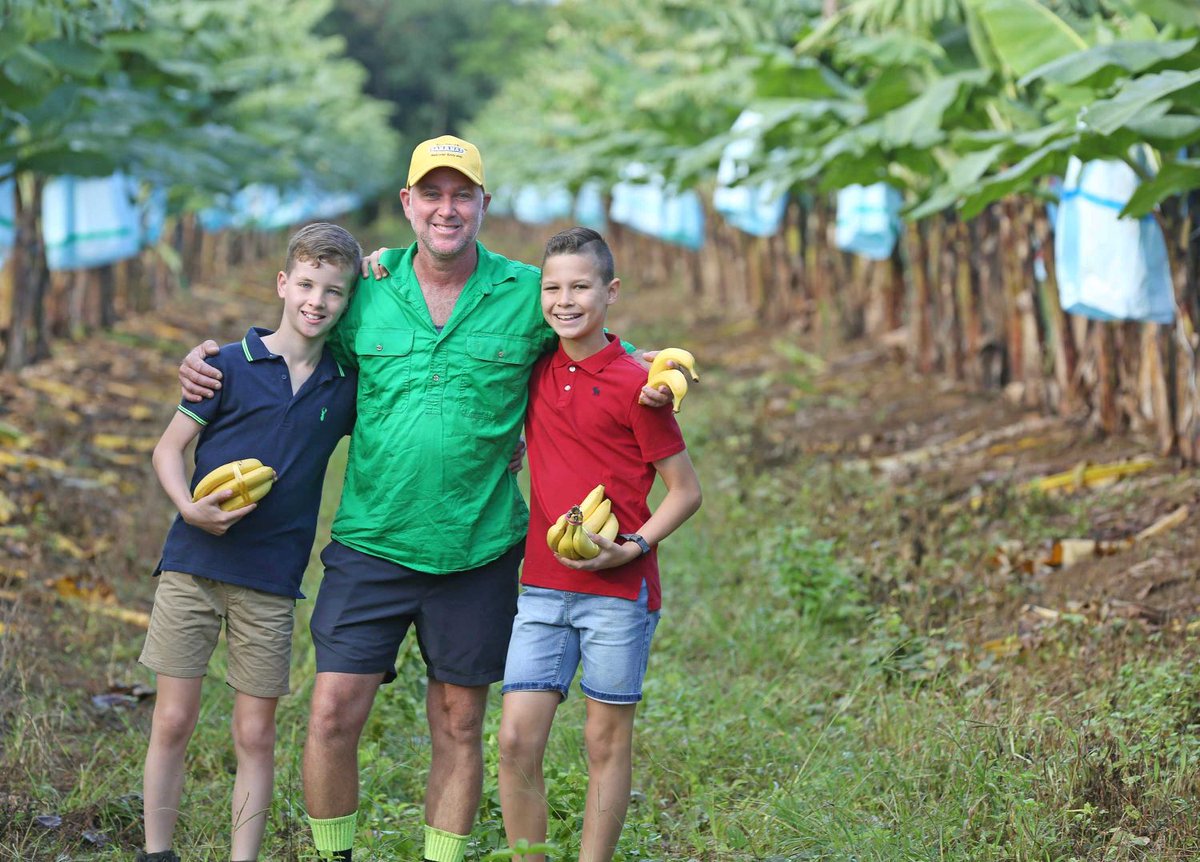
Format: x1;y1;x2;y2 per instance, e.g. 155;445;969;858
143;674;204;852
497;691;560;862
579;700;637;862
229;691;279;861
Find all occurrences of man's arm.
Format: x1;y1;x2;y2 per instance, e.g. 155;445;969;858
179;341;223;402
152;412;258;535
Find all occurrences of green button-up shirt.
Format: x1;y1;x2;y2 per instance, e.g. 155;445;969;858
328;241;556;573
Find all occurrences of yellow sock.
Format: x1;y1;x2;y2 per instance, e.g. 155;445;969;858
308;811;356;859
423;823;469;862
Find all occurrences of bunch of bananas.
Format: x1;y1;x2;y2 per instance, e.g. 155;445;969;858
546;484;620;560
192;458;275;512
647;348;699;413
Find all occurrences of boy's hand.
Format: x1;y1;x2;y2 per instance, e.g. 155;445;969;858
553;532;641;571
181;488;257;536
508;437;527;475
637;349;676;408
180;340;222;402
361;247;392;280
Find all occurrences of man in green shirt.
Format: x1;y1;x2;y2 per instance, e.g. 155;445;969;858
179;135;669;862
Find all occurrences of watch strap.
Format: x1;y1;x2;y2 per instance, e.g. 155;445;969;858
619;533;652;556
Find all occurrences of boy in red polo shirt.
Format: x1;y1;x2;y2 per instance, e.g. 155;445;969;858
497;226;703;862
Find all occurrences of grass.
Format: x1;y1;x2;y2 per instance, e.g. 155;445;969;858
4;228;1200;861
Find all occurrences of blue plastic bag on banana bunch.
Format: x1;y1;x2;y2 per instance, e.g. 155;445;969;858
0;170;13;269
835;182;902;260
574;182;607;230
712;109;788;237
43;174;141;270
1054;155;1174;324
512;184;573;225
610;163;705;250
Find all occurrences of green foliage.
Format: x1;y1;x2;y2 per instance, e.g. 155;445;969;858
758;523;870;627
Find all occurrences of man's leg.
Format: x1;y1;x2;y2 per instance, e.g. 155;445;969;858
497;691;560;862
142;675;204;853
578;700;637;862
303;671;384;859
423;679;490;862
229;692;279;861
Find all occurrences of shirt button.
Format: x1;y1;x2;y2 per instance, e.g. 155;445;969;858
497;350;505;358
281;373;287;380
376;344;382;351
432;373;440;382
569;366;576;372
564;384;571;391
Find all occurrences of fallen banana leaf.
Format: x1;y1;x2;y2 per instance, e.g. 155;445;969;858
92;433;158;453
23;377;90;406
1047;538;1132;568
982;634;1021;658
1021;458;1156;494
1135;505;1188;541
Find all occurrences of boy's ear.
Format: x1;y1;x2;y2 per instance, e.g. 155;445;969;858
606;277;620;305
276;270;288;297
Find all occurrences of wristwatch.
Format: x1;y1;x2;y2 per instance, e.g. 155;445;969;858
619;533;652;556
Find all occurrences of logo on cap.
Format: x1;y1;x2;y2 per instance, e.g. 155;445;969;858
430;144;467;155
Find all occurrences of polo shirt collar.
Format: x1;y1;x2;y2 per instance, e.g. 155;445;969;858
550;333;626;375
240;327;275;362
239;326;347;380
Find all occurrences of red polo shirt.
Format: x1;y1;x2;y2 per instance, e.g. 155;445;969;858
522;333;686;611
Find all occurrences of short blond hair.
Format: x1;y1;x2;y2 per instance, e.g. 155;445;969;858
284;222;362;277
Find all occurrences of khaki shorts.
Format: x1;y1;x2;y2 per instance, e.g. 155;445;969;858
139;571;295;698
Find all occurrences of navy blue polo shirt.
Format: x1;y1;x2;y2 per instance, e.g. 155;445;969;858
157;327;357;598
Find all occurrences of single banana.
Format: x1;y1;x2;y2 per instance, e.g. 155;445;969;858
599;512;620;542
647;368;690;413
578;484;606;520
218;468;274;511
573;524;601;560
557;523;581;560
192;458;264;501
546;512;569;550
648;347;699;382
582;498;611;533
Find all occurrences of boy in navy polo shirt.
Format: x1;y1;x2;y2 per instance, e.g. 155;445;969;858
497;227;702;862
136;223;361;862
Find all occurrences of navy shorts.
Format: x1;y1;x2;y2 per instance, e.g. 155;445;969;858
309;539;522;686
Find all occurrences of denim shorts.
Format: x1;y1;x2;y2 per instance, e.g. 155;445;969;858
501;582;659;704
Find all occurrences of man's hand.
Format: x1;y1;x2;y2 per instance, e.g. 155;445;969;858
554;533;640;571
637;350;674;408
508;437;527;475
361;247;392;280
180;340;222;402
180;489;256;536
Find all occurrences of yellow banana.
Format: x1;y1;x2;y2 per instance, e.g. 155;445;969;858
578;484;606;520
573;525;601;560
599;512;620;542
647;368;689;413
214;463;275;511
546;512;569;550
193;458;264;501
582;498;611;533
557;523;581;560
648;347;699;382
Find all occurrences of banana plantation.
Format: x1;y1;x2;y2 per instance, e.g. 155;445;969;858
4;1;1200;860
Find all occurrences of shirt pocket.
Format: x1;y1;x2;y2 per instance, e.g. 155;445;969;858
456;333;534;421
354;328;416;414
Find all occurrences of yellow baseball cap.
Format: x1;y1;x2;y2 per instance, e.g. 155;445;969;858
406;135;485;188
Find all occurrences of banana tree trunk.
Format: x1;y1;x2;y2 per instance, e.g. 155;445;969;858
5;174;50;371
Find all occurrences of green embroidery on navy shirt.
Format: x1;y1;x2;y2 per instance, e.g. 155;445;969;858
320;407;327;422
